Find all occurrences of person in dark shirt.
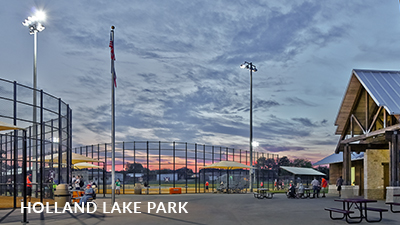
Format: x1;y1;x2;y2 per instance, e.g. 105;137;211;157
336;176;344;197
6;178;13;196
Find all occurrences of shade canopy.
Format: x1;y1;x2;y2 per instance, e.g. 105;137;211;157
40;152;101;164
48;162;102;169
73;162;102;169
0;121;25;131
280;166;326;176
203;161;253;170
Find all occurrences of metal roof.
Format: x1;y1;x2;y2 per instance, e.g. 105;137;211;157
280;166;326;176
355;70;400;115
313;152;364;166
335;69;400;135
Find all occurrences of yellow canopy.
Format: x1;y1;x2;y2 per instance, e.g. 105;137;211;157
40;152;101;164
73;162;102;169
0;121;25;131
47;162;102;169
202;161;254;170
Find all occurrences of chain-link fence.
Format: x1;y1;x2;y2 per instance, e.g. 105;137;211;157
73;142;279;194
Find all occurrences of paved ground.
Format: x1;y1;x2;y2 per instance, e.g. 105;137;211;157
0;193;399;225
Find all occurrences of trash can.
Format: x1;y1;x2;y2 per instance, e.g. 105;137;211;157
134;183;142;194
54;184;70;207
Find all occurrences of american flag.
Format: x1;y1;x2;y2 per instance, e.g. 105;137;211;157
109;40;116;61
109;31;117;88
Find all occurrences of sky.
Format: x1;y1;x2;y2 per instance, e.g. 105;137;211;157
1;0;400;163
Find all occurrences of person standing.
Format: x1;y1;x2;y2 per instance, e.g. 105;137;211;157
26;174;32;203
321;178;328;197
311;177;320;198
6;178;13;196
115;178;121;195
205;181;209;192
336;176;343;197
79;175;85;188
71;175;77;189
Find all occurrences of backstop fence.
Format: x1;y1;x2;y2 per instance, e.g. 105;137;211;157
0;78;72;206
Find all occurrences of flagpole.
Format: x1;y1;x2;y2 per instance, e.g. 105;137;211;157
110;26;116;205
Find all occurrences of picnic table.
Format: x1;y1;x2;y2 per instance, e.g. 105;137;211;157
253;188;274;199
325;198;387;223
386;194;400;213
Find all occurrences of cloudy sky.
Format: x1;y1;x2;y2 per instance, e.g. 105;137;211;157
2;0;400;163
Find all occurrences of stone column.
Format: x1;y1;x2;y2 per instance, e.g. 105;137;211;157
365;149;389;199
341;144;355;198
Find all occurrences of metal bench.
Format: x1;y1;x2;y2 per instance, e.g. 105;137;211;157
386;202;400;213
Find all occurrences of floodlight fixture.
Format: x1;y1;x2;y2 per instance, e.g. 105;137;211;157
22;10;46;34
240;61;257;72
252;141;259;147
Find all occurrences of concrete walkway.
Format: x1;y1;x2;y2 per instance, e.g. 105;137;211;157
0;193;399;225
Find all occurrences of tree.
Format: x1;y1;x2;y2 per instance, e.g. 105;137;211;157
124;162;145;173
176;167;193;179
278;156;291;166
291;158;312;168
255;157;267;169
316;166;329;180
265;158;278;170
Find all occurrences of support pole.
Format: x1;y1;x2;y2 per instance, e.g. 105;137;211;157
22;130;28;224
110;27;116;204
343;144;351;185
390;132;400;186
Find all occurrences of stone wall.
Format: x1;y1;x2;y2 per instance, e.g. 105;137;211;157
329;160;363;196
329;163;341;185
364;149;389;200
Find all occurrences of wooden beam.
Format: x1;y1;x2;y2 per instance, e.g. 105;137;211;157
389;133;400;186
336;143;389;152
340;124;400;144
368;106;382;133
343;144;351;185
352;114;366;134
359;135;387;145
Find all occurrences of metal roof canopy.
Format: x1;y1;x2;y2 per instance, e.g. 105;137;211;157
335;69;400;135
280;166;326;176
313;152;364;166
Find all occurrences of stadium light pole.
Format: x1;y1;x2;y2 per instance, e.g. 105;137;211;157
240;61;257;192
22;10;46;187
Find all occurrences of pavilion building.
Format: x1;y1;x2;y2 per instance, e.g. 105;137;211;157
322;69;400;200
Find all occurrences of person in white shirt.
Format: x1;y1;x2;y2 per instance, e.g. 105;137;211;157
311;177;320;198
75;176;81;190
